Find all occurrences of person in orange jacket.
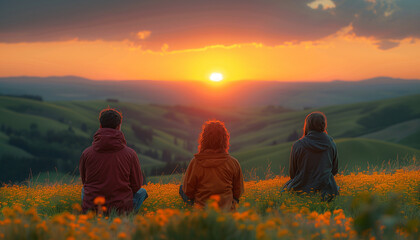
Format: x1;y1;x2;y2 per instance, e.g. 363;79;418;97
179;120;244;210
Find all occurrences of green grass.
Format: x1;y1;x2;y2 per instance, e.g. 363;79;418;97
360;118;420;142
0;142;33;158
0;96;191;162
230;94;420;151
29;171;78;185
138;154;165;173
234;138;420;177
0;107;77;134
399;130;420;149
0;131;33;158
335;138;420;171
147;173;183;184
1;94;420;180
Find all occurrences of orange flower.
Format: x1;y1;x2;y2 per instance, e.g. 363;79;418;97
117;232;127;239
209;195;221;202
72;203;82;212
277;229;289;237
94;196;106;205
113;217;122;224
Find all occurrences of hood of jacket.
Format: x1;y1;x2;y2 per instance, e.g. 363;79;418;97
300;131;333;152
194;149;230;168
92;128;127;152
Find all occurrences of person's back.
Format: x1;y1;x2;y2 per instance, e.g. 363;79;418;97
284;112;339;201
80;108;147;213
180;120;244;210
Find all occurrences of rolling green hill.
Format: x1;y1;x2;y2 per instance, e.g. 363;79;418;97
230;94;420;151
0;94;419;181
0;97;193;175
233;138;420;177
0;96;245;181
360;119;420;149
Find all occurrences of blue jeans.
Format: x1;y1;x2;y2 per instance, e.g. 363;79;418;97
82;187;148;212
179;185;194;206
133;188;148;212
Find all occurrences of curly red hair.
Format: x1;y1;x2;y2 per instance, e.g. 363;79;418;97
198;120;230;153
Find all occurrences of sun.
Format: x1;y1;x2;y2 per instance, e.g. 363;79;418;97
209;72;223;82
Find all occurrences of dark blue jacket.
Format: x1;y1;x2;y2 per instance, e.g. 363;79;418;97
284;131;339;200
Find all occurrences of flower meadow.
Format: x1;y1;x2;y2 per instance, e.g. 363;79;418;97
1;168;419;240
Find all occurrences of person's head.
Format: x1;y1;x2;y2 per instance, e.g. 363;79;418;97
99;108;123;130
198;120;230;153
302;111;327;137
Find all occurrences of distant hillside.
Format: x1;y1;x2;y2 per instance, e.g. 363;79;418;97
360;119;420;149
230;94;420;175
0;94;419;182
230;94;420;151
0;95;247;181
234;138;420;177
1;76;419;109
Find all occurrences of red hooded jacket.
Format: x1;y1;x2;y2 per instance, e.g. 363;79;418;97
79;128;143;213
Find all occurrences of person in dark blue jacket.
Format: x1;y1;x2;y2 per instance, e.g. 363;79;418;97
283;111;339;201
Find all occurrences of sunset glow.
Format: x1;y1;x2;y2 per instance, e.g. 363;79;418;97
1;36;419;82
0;1;419;82
0;2;419;239
209;73;223;82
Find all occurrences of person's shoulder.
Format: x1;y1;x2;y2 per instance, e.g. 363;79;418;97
228;155;241;166
185;157;199;173
188;157;198;167
81;146;93;156
125;146;139;157
292;138;304;148
327;135;337;147
229;155;239;162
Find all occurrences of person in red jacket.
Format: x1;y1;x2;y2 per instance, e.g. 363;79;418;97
180;120;244;211
79;108;147;213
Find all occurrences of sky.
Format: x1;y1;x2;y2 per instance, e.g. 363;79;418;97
0;0;420;82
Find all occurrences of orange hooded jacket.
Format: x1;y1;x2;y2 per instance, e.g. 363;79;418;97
182;150;244;210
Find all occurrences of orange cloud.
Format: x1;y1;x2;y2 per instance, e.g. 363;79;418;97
4;0;419;51
137;31;151;40
0;32;419;82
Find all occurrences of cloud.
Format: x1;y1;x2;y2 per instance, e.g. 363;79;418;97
333;0;420;49
308;0;336;10
0;0;419;50
161;43;169;52
375;40;400;50
137;31;151;40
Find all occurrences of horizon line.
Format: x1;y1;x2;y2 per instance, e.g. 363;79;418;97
1;75;419;83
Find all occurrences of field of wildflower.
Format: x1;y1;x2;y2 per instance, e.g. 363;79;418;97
1;167;419;240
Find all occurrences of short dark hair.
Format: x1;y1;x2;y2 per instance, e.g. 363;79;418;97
198;120;230;153
302;111;327;137
99;108;122;129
